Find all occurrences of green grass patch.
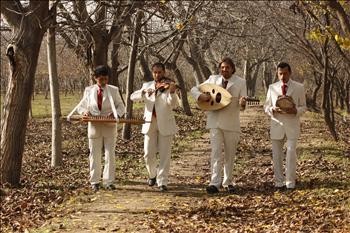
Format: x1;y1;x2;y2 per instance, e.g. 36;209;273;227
31;93;83;118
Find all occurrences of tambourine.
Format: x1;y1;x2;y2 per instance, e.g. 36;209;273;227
276;95;295;112
197;83;232;111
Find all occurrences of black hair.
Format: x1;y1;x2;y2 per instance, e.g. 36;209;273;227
152;62;165;71
94;65;110;77
277;62;291;72
219;57;236;74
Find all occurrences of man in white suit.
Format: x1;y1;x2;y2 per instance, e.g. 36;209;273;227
191;57;247;194
264;62;306;190
76;65;125;191
130;62;179;192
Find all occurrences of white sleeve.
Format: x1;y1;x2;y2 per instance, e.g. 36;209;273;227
190;78;211;101
114;88;126;117
130;83;147;101
76;87;90;115
296;85;307;117
264;86;273;117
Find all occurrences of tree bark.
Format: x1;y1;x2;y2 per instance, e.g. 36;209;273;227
1;1;49;185
321;33;338;141
47;10;63;167
262;62;272;94
181;47;204;86
311;71;322;110
122;10;143;140
139;51;153;82
173;67;192;116
110;34;126;106
244;60;251;95
110;34;122;87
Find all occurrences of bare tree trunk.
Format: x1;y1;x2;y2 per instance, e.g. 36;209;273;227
321;35;338;141
110;36;126;106
244;60;251;95
181;47;204;86
45;79;50;99
110;34;122;87
1;10;48;185
207;47;219;74
139;26;153;82
262;62;272;94
47;10;62;167
311;72;322;111
250;63;261;97
197;56;212;80
173;67;192;116
139;51;153;82
122;11;143;140
345;79;350;113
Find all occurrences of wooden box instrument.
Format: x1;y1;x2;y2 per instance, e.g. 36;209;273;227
67;115;150;125
276;95;295;112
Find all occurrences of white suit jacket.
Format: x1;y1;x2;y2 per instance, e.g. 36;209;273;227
77;84;125;139
130;80;179;136
191;74;247;132
264;79;307;140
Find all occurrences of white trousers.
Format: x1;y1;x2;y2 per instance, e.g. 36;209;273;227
209;128;240;188
271;138;297;188
144;118;173;187
88;137;116;185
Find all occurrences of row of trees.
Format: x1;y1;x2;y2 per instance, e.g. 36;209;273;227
1;1;349;186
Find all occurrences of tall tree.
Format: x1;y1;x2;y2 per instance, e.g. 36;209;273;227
47;3;62;167
58;1;141;78
122;10;144;140
1;1;54;186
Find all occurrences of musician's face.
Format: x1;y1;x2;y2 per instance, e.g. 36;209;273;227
220;62;234;79
95;75;108;87
152;67;165;81
277;67;291;83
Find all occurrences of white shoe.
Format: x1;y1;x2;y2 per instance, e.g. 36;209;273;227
286;182;295;189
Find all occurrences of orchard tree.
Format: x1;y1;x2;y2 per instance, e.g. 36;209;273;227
1;1;56;186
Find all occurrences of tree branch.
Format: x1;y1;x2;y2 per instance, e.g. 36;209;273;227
0;0;23;27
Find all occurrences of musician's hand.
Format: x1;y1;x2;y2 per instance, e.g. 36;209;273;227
169;83;176;93
239;96;247;110
198;93;211;102
272;107;283;114
83;111;91;117
145;88;155;96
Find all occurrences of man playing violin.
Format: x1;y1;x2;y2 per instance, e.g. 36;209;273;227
191;57;247;194
76;65;125;191
264;62;306;190
130;62;180;192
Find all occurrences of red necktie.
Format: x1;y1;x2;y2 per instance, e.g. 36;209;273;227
222;80;228;89
97;86;103;111
282;83;287;96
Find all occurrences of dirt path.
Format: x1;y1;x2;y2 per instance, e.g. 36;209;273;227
32;108;260;233
32;108;350;232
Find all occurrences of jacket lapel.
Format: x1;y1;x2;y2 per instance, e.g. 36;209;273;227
226;75;236;90
215;76;223;86
286;80;295;96
92;84;99;110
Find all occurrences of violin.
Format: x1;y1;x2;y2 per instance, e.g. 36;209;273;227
155;77;180;93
